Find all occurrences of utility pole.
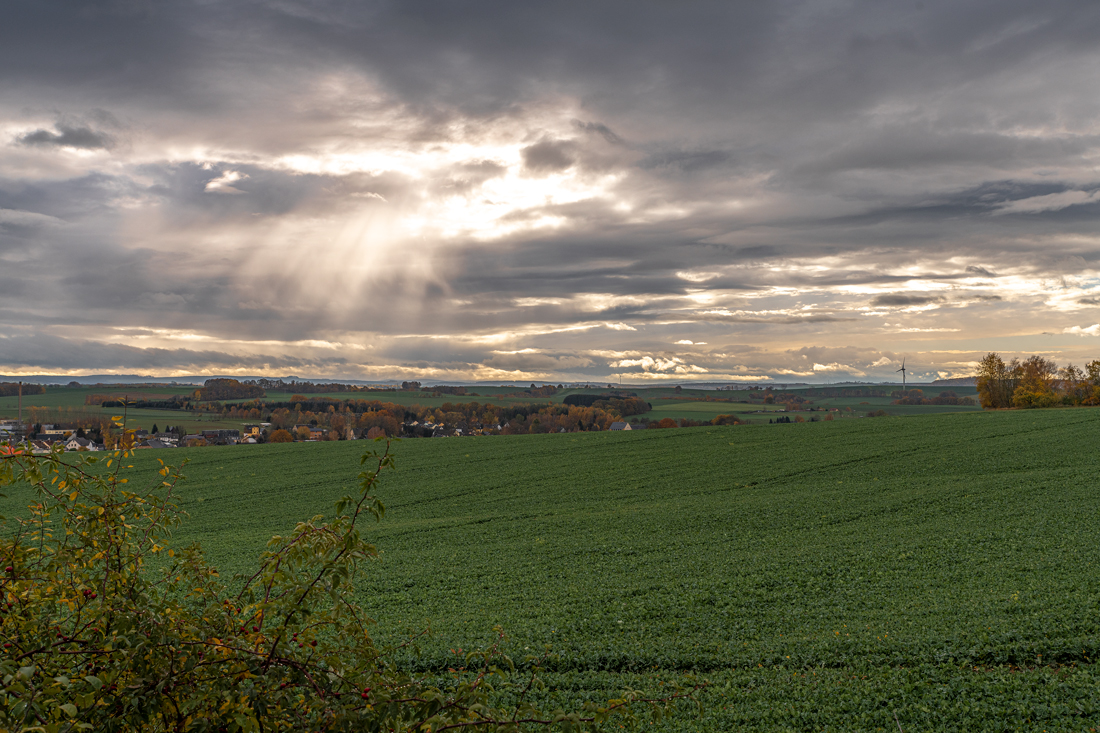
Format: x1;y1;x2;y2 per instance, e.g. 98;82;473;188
17;381;22;426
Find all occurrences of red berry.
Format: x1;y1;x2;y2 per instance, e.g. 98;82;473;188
4;567;12;573
310;640;317;647
361;692;369;699
252;626;259;632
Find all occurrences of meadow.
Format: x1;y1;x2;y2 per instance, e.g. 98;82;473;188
4;407;1097;729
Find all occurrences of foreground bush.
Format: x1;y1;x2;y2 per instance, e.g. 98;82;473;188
0;434;695;732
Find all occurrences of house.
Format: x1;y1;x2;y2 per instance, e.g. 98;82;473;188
242;424;263;437
200;429;241;446
181;434;207;447
293;424;325;441
64;436;98;451
136;439;174;450
28;440;53;454
609;422;632;431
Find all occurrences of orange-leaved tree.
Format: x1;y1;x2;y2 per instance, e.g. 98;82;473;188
1011;355;1059;408
976;352;1018;409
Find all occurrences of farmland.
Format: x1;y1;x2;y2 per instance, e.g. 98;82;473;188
0;382;982;435
5;407;1098;729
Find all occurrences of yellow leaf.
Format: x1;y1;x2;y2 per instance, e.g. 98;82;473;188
97;507;104;516
112;416;123;421
168;549;174;557
69;491;78;502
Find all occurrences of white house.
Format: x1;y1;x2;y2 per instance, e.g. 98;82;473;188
64;436;98;451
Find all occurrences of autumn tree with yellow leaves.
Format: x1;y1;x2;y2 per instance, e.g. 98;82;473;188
976;352;1100;409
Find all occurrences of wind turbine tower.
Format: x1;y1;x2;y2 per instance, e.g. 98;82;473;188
896;358;907;389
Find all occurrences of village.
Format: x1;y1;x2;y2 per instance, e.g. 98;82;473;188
0;416;657;453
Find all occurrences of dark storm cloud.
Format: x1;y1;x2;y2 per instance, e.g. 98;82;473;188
571;120;624;146
0;333;322;372
521;140;575;173
640;150;734;174
18;123;114;150
871;294;947;307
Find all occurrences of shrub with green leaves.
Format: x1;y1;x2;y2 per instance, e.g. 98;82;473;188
0;436;695;732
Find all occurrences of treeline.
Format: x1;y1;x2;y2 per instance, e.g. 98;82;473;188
503;384;559;398
891;389;975;406
195;378;265;401
210;396;657;438
977;353;1100;409
100;399;188;410
87;394;192;409
808;387;891;398
248;378;374;393
0;383;46;397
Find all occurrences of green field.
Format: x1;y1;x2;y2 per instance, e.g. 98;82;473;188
5;408;1099;729
0;385;242;432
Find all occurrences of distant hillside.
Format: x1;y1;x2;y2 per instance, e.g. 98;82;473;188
931;376;977;386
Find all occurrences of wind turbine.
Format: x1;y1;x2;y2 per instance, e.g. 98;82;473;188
896;358;907;389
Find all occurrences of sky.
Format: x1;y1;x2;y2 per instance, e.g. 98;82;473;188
4;1;1100;384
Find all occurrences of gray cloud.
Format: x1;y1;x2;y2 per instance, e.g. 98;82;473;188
4;1;1100;380
18;123;114;150
0;333;323;372
521;140;575;172
871;294;947;307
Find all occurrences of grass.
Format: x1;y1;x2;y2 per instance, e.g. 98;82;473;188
5;407;1099;729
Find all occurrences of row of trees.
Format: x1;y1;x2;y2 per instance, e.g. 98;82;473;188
195;378;266;401
0;383;45;397
199;395;658;439
976;353;1100;409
